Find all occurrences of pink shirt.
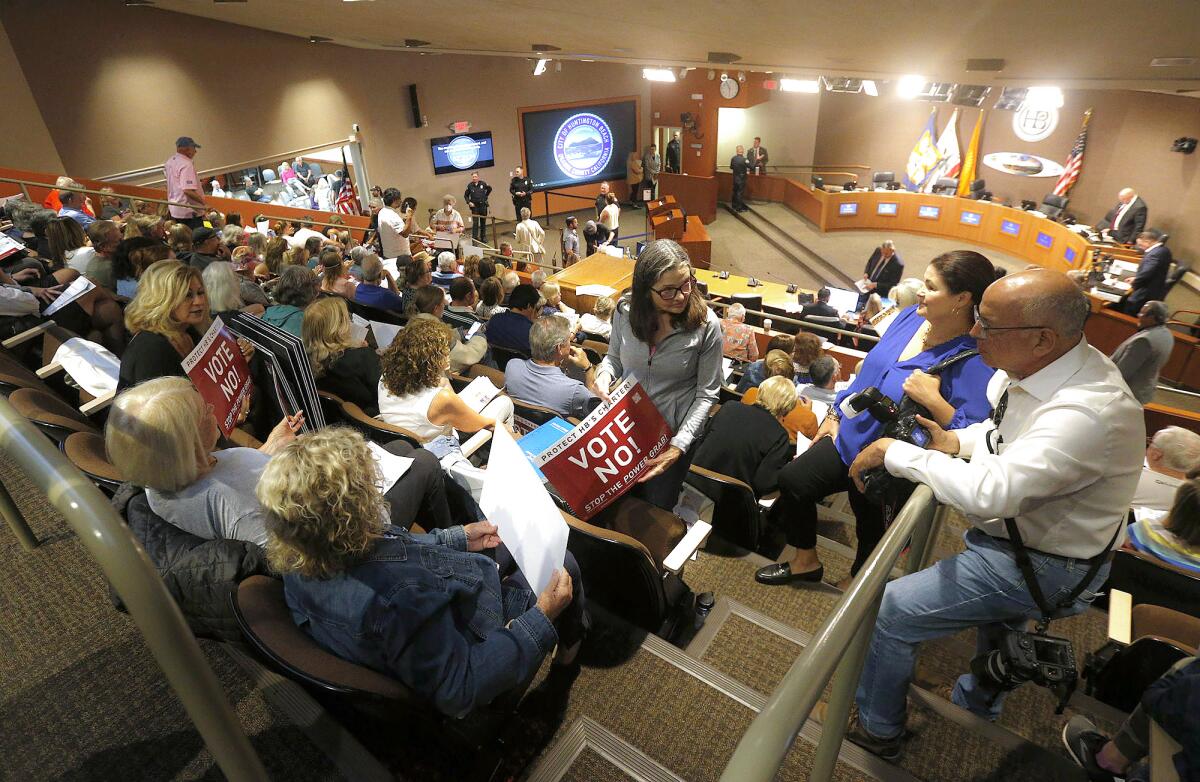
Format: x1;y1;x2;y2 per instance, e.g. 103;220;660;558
165;152;202;218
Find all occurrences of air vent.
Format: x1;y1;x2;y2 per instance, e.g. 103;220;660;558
532;43;561;52
707;51;742;64
1151;57;1198;67
404;38;431;48
966;58;1005;72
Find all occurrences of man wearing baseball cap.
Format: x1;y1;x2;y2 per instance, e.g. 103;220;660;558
165;136;206;227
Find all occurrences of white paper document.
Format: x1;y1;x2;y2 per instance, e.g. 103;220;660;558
349;313;370;345
52;338;119;396
370;320;402;350
575;284;617;298
459;375;501;413
854;279;870;294
480;425;569;596
42;276;96;317
366;440;413;494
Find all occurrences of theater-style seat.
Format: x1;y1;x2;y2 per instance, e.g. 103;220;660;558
467;363;505;389
0;353;56;397
685;464;763;552
63;432;123;496
9;386;98;444
1108;547;1200;618
338;399;425;448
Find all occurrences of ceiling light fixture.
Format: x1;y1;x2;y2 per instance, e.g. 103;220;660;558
994;86;1028;111
779;78;820;93
863;80;879;97
123;0;155;6
720;71;729;82
896;75;926;100
533;58;549;76
642;68;676;82
1151;57;1198;67
822;77;864;93
1024;85;1064;109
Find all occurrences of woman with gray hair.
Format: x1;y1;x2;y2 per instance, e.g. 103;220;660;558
203;261;263;319
513;207;545;270
596;239;723;509
262;265;318;337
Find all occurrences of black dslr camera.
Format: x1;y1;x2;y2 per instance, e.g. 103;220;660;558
840;386;931;504
971;629;1078;713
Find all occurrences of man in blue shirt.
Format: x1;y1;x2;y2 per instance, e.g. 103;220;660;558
506;315;601;419
355;254;406;312
486;283;539;355
431;251;462;289
57;190;95;228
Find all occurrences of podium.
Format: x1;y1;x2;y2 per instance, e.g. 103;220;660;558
651;209;686;241
647;196;678;218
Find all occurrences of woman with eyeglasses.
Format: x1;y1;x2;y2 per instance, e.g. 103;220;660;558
756;250;997;588
595;239;723;510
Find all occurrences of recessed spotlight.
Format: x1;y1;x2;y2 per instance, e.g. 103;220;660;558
555;61;562;72
1151;57;1198;67
533;58;549;76
642;68;677;82
720;71;729;81
896;75;926;99
779;78;820;93
863;80;879;96
1024;85;1063;108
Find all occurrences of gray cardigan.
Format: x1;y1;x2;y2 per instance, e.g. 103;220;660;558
599;300;723;452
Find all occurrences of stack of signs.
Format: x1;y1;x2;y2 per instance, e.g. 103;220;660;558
181;317;253;436
535;376;671;519
222;312;325;431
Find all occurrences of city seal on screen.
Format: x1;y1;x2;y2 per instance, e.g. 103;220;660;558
445;135;482;170
554;112;614;180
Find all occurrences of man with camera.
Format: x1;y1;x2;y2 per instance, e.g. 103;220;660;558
844;269;1145;761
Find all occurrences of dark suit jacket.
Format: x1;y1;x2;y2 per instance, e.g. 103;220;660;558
692;401;792;496
1097;198;1148;244
1127;243;1172;310
747;145;769;169
863;249;904;298
800;301;840;320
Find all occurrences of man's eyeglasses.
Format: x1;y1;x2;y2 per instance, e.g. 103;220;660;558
652;276;696;301
972;306;1050;339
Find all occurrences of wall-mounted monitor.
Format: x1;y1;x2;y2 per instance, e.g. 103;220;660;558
1064;246;1078;263
838;202;859;216
1035;231;1054;249
959;210;982;226
519;98;638;190
877;202;898;216
1000;219;1021;237
430;131;495;175
917;205;941;220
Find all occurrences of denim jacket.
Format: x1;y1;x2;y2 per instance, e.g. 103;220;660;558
283;525;558;718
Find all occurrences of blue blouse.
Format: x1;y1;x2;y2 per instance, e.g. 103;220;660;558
832;305;995;466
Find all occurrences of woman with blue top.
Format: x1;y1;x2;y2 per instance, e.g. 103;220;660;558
1127;478;1200;574
756;250;998;587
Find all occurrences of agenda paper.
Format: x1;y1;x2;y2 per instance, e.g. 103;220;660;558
480;425;568;596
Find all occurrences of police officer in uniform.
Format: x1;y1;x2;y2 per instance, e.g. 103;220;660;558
464;172;492;243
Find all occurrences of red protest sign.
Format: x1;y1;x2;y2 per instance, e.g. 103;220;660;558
182;317;253;437
535;376;672;519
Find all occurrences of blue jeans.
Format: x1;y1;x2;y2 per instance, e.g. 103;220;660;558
855;528;1109;739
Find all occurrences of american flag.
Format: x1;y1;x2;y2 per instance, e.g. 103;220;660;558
336;179;360;215
1052;109;1093;197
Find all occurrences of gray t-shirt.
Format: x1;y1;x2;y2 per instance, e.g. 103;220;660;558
147;447;271;546
505;358;596;419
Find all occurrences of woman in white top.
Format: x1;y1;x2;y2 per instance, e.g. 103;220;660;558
513;207;546;270
377;318;513;439
599;193;621;244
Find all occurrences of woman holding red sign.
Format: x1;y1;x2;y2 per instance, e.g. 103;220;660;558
596;239;724;510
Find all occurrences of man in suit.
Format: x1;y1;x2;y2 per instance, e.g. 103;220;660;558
1110;301;1174;405
730;146;749;212
801;288;841;320
747;137;769;175
1096;188;1148;244
1121;230;1172;316
860;240;904;302
666;133;681;173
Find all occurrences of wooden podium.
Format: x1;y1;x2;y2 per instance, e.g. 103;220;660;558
651;209;686;240
647;196;678;218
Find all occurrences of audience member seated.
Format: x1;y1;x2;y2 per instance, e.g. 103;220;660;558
539;281;576;322
721;303;759;362
475;277;505;321
1128;478;1200;574
428;196;465;235
257;427;586;717
263;265;317;337
579;295;614;340
118;260;210;391
800;287;841;321
1133;427;1200;512
530;269;547;292
291;219;326;249
411;286;488;374
472;256;497;291
257;236;289;278
186;227;225;271
693;375;797;497
736;332;821;393
1111;300;1173;405
400;253;434;313
303;297;382;414
204;261;264;320
499;270;520;305
377;188;407;260
431;251;462;289
115;241;171;299
168;223;194;259
443;277;481;329
56;189;94;229
505;315;603;419
75;220;119;291
43;177;94;217
354;253;405;313
46;216;93;274
318;249;358;299
486;283;539;356
378;318;514;440
800;355;841;406
742;350;817;442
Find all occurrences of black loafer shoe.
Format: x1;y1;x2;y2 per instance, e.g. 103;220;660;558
846;715;903;762
754;562;824;585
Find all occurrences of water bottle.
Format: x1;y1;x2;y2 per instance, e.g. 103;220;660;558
694;591;716;628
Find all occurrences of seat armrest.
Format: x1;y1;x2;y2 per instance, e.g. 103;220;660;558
662;521;711;574
460;428;492;458
79;390;114;416
1108;589;1132;645
2;321;52;349
36;361;63;379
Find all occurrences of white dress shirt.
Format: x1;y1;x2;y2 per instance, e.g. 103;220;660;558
884;339;1145;559
378;206;407;259
0;285;39;317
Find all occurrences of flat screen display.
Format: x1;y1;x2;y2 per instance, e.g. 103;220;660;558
960;210;982;225
430;131;495;175
877;202;898;215
826;287;861;314
918;205;940;219
1064;246;1078;263
1000;219;1021;237
838;202;859;216
1036;231;1054;249
520;100;638;190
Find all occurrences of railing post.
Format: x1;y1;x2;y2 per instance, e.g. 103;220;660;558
808;597;880;780
0;478;39;550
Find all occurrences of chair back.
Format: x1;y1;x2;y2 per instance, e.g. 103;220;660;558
1041;193;1069;219
488;345;528;369
872;171;895;190
731;294;764;327
510;397;567;432
9;387;98;443
467;363;506;388
63;431;124;495
316;391;347;427
685;465;762;551
1109;548;1200;619
933;177;957;194
1166;260;1190;293
339;400;425;448
0;354;55;397
346;297;406;326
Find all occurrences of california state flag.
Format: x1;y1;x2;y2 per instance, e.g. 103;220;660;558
922;109;962;192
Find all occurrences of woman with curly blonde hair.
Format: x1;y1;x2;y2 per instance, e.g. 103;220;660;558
302;297;381;414
377;317;513;439
257;426;587;718
118;260;210;391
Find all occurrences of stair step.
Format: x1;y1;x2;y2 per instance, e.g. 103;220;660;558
527;717;684;782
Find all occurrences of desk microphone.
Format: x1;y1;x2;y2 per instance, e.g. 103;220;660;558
746;277;760;287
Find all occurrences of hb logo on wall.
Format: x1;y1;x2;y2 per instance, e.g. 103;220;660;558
445;136;481;169
1013;105;1059;143
553;113;614;180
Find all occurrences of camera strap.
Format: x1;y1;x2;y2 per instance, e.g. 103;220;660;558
1002;517;1119;630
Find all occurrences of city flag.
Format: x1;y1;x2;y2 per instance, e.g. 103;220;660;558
1052;109;1092;197
903;109;943;191
956;110;986;196
922;109;961;192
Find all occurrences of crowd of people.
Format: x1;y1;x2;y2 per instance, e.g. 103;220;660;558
3;150;1197;775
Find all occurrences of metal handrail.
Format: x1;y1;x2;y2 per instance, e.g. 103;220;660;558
706;298;881;344
0;397;268;781
96;137;355;185
720;485;938;782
